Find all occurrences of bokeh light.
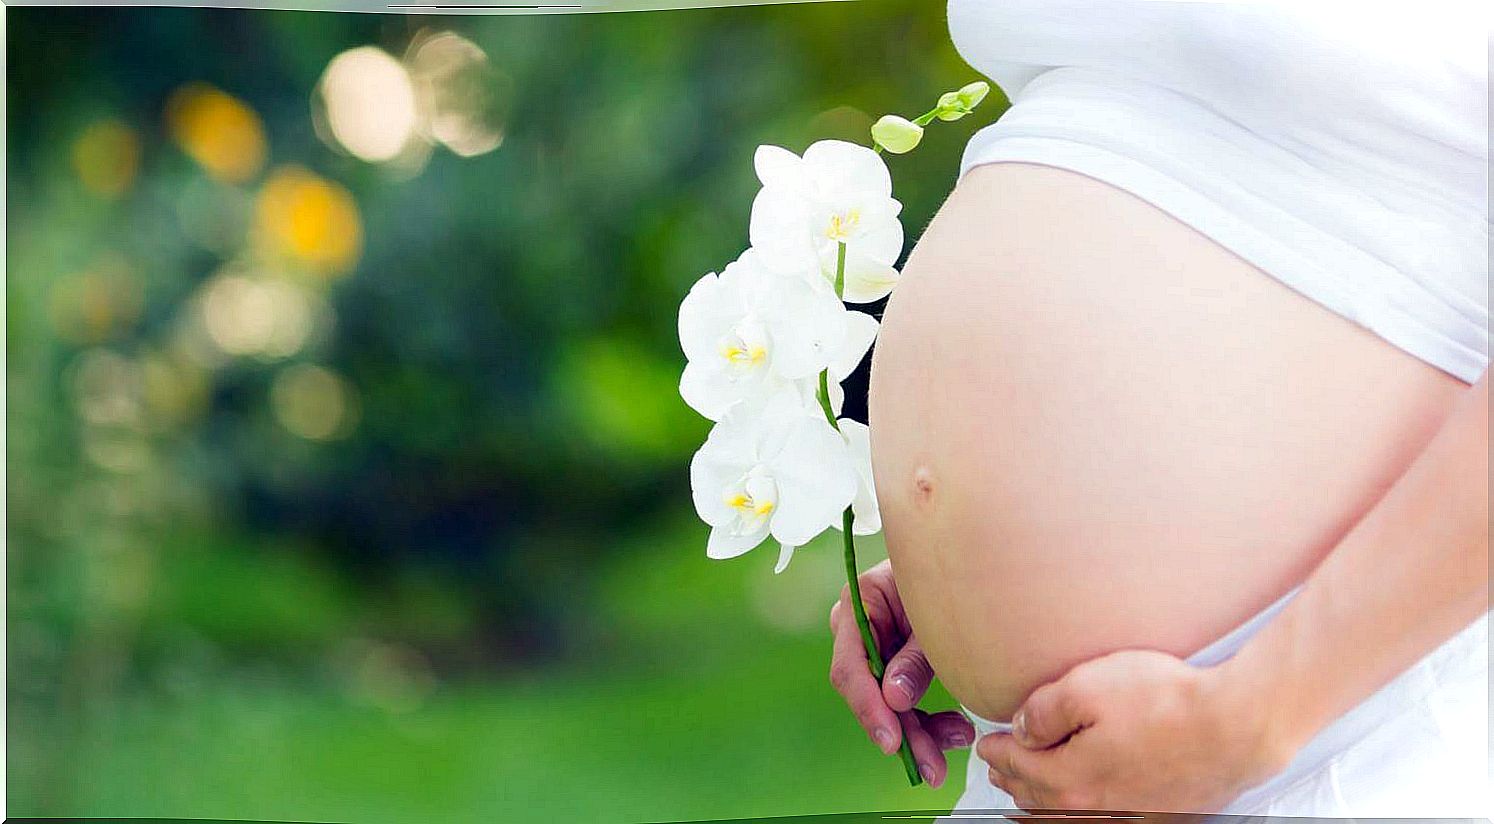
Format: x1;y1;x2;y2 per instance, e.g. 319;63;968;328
317;46;420;163
197;268;322;359
165;83;268;185
407;31;510;158
270;363;359;441
254;166;363;278
71;119;140;198
314;33;508;167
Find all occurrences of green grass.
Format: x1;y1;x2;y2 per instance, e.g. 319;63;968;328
9;518;969;822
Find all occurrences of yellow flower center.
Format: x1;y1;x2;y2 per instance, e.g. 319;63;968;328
825;209;861;241
723;471;778;532
721;342;767;367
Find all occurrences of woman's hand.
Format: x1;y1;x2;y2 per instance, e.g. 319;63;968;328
976;649;1288;813
828;559;975;788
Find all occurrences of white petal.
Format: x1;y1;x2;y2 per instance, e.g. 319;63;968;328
754;144;804;190
689;421;755;525
677;272;734;363
829;311;879;381
838;419;881;535
841;253;901;304
718;388;806;465
749;187;817;274
680;359;749;422
827;379;844;417
773;542;797;574
768;414;856;547
717;249;777;306
708;523;770;560
768;279;849;380
854;214;904;265
802;140;892;201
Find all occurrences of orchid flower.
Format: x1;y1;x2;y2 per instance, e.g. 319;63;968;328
748;140;903;304
678;249;848;421
690;391;858;573
678;79;995;788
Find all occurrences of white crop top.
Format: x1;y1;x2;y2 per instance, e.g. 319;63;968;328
949;0;1490;383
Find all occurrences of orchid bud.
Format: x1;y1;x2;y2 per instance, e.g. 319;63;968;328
957;80;991;110
935;91;968;121
870;114;924;154
935;81;992;122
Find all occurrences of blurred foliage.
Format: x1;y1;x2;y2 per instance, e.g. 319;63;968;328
7;3;997;820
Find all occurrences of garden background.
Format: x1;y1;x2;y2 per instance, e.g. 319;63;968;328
6;4;1005;820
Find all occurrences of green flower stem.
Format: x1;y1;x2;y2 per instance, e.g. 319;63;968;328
817;241;923;788
840;510;923;786
911;108;940;127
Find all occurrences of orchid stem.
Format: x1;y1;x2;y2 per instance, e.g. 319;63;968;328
818;241;923;787
841;508;923;786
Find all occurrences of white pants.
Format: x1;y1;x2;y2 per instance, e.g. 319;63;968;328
954;588;1491;818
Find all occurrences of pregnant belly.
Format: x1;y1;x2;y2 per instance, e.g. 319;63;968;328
867;163;1463;722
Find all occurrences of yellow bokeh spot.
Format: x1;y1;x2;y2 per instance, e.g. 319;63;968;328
166;83;268;185
255;166;363;278
72;119;140;198
271;363;358;441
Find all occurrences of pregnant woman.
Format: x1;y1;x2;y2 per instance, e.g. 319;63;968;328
828;2;1489;816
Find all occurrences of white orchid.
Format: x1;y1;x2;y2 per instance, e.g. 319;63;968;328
678;249;848;421
677;81;996;788
837;418;881;536
690;391;858;573
749;140;903;304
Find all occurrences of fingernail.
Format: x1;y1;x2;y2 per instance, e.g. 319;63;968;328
1012;710;1027;743
946;729;972;748
920;763;937;786
874;727;895;753
890;674;915;702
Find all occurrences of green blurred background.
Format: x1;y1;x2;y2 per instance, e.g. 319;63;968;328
6;4;1002;821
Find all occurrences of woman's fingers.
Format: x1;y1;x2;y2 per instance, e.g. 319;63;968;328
882;633;935;712
1016;674;1095;749
919;709;976;750
828;595;902;754
979;731;1071;808
901;710;949;788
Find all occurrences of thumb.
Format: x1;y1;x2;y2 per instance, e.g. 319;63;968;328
881;635;934;712
1014;675;1093;749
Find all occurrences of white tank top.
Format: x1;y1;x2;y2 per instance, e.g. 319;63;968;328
948;0;1490;383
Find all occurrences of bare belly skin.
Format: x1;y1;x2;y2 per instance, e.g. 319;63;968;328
868;163;1463;721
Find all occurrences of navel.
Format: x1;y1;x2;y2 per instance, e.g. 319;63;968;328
912;465;936;505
